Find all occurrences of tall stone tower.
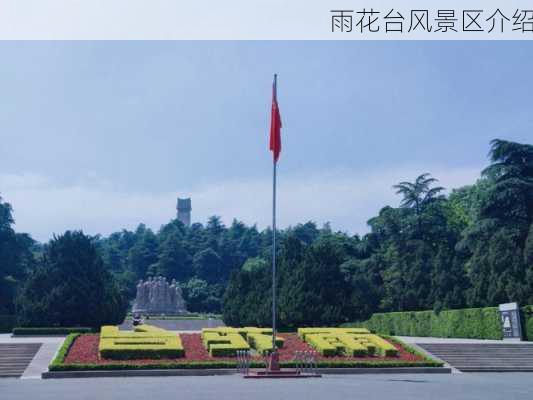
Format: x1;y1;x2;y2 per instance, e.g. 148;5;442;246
177;198;191;227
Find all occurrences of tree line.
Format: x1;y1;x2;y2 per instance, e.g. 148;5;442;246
223;139;533;326
0;139;531;328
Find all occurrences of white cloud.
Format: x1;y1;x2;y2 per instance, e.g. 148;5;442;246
0;166;481;242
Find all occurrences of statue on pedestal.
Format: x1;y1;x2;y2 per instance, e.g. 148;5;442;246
132;276;188;315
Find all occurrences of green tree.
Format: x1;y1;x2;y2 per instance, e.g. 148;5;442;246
340;258;381;321
193;248;223;284
394;173;445;212
361;182;465;313
280;236;352;327
126;225;158;279
242;257;268;272
182;278;222;313
0;196;35;315
393;173;445;237
16;231;127;328
461;139;533;306
82;138;533;322
150;235;192;282
288;222;320;245
224;235;353;328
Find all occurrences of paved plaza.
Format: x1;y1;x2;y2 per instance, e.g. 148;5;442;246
0;334;64;379
119;318;224;331
2;373;533;400
2;331;533;399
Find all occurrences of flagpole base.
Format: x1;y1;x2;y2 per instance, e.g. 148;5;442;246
267;351;280;372
242;351;321;379
243;371;322;379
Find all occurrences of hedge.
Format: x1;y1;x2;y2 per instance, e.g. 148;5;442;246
247;333;284;355
297;327;370;340
201;327;287;356
125;313;222;321
345;305;533;341
202;332;250;356
521;306;533;341
12;327;93;336
49;333;442;371
296;328;397;357
0;315;16;333
49;359;442;371
100;345;184;360
99;325;184;359
359;334;398;357
305;334;338;356
50;333;80;368
49;360;265;371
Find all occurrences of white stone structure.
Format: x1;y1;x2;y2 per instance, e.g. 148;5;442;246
133;276;187;315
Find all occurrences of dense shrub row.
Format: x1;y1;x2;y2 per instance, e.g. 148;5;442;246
521;306;533;341
348;306;533;341
247;333;284;355
125;313;223;321
12;327;92;336
297;328;398;357
50;359;442;371
50;333;79;368
201;327;285;356
99;325;184;359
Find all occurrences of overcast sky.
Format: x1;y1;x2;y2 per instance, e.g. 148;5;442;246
1;41;531;242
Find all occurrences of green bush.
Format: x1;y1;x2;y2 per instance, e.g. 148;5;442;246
99;325;184;359
100;347;184;360
49;360;264;371
0;315;16;333
247;333;284;355
49;358;441;371
521;306;533;341
50;333;79;367
346;306;533;340
125;313;223;321
12;327;93;336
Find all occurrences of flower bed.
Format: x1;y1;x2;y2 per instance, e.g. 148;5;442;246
50;332;442;371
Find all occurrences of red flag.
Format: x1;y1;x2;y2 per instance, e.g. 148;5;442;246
269;75;282;162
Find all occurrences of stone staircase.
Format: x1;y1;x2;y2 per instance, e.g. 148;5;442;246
0;343;41;378
418;343;533;372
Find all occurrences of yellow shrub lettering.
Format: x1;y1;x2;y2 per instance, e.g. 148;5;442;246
201;327;284;356
99;325;184;359
297;328;398;357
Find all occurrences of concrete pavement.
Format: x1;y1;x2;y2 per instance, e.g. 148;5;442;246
0;334;65;379
1;373;533;400
398;336;533;345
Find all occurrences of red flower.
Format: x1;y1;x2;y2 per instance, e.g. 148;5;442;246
63;333;425;366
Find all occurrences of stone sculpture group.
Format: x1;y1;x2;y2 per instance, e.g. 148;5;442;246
132;276;187;315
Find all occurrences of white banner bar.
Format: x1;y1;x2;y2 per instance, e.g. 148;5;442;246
0;0;532;39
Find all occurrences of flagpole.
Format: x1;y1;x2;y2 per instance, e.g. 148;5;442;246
271;73;278;354
272;153;277;352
